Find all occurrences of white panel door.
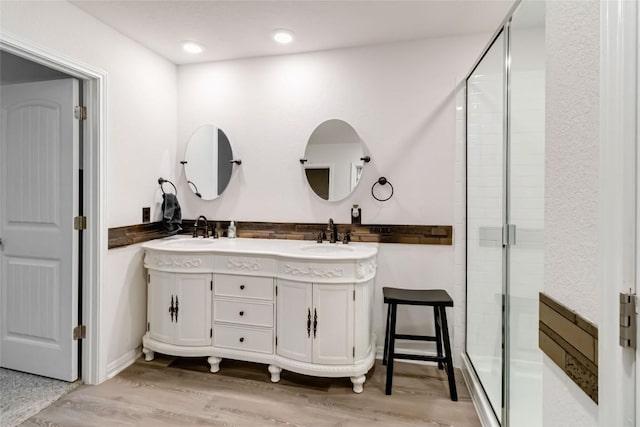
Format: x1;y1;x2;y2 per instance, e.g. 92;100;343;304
312;283;354;365
148;271;212;347
276;279;312;363
0;79;79;381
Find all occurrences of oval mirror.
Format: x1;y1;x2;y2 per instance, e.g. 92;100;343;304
302;119;366;201
183;124;234;200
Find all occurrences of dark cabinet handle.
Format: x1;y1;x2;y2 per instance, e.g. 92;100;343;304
239;311;244;316
239;337;245;343
313;308;318;338
169;295;175;322
175;295;179;322
240;285;245;290
307;308;311;337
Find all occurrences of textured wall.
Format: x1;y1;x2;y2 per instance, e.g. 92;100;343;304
544;0;600;425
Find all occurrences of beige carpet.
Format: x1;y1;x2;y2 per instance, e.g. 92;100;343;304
0;368;79;427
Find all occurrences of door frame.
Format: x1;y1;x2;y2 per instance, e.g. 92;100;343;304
0;31;106;384
599;0;638;425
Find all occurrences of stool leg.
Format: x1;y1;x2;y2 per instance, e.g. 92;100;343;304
433;306;443;370
385;302;398;395
383;302;391;366
439;306;458;401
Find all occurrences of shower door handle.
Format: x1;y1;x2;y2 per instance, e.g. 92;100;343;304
502;224;516;247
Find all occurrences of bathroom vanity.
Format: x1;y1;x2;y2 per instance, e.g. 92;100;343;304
141;236;378;393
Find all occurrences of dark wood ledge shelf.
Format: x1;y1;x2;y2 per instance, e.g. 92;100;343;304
108;221;453;249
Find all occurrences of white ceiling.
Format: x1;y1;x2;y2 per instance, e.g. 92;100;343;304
70;0;514;65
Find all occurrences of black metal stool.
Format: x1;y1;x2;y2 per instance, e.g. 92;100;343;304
382;287;457;400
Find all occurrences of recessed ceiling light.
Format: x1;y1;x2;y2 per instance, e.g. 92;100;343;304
182;41;203;54
273;29;294;44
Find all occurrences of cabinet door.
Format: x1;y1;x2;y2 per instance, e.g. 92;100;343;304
312;283;354;365
148;271;212;347
276;279;312;363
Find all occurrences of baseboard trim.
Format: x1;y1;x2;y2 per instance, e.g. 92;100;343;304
106;347;142;380
461;353;500;427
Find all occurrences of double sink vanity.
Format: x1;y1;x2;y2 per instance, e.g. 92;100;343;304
141;236;378;393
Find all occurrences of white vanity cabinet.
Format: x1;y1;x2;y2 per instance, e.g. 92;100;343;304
146;271;212;347
276;280;354;365
141;238;378;393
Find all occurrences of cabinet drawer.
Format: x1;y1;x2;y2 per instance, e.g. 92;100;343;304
214;299;273;327
214;325;273;354
214;274;273;300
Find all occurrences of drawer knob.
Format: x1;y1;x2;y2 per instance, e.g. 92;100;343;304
239;337;245;343
240;285;245;290
239;311;244;316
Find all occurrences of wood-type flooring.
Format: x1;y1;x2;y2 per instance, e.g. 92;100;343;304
22;356;480;426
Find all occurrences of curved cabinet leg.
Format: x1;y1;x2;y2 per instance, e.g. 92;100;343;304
208;356;222;373
142;347;154;362
268;365;282;383
350;375;366;394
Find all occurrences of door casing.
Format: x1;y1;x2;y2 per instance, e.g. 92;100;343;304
0;31;107;384
599;0;638;425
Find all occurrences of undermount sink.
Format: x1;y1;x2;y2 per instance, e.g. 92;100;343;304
299;244;355;253
163;238;217;247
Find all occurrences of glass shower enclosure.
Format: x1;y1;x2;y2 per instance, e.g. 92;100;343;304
465;1;545;426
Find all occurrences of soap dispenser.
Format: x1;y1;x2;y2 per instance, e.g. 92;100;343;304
351;205;361;225
228;221;237;239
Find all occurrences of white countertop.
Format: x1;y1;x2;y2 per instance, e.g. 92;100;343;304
142;236;378;261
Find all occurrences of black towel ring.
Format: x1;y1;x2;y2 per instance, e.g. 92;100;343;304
158;177;177;195
371;177;394;202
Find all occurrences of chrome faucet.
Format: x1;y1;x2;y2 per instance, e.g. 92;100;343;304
193;215;209;238
327;218;337;243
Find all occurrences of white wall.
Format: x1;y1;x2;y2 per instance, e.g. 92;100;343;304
544;0;599;425
0;0;178;380
177;36;487;365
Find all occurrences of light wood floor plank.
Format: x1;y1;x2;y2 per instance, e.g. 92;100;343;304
22;357;480;427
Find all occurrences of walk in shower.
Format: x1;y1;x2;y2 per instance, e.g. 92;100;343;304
465;1;545;425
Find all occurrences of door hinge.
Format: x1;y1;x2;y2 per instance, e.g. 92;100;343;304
353;346;355;358
73;216;87;230
147;274;150;284
210;280;213;291
275;336;278;347
147;322;150;332
74;105;87;120
353;290;356;301
275;286;278;297
73;325;86;340
620;292;637;348
210;328;213;338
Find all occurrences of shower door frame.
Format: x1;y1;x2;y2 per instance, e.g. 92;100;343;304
463;1;524;425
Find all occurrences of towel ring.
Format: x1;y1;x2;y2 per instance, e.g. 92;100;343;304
371;177;394;202
158;177;177;195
